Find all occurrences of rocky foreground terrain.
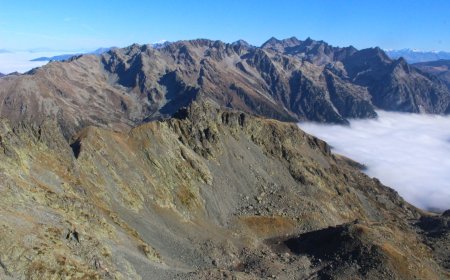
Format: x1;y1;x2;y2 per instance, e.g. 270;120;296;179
0;101;448;279
0;38;449;279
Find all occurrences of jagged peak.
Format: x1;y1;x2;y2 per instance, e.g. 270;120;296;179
304;37;314;44
231;39;251;47
393;57;411;73
301;38;334;49
128;43;142;49
284;36;302;44
346;45;358;52
182;38;225;47
353;47;392;63
261;36;303;50
161;39;228;53
261;37;281;48
373;46;389;56
396;57;408;64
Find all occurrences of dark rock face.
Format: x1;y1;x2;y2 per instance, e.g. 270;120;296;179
342;51;450;113
263;38;450;114
1;37;449;139
0;73;4;77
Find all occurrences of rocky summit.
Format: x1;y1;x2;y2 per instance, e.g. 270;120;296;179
0;38;449;279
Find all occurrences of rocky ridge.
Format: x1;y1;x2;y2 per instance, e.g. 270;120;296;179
0;101;448;279
1;37;450;141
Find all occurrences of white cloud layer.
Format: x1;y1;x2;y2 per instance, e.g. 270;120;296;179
299;111;450;211
0;51;74;74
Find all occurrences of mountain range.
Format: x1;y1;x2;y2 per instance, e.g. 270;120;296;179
386;49;450;63
1;37;449;138
0;37;449;279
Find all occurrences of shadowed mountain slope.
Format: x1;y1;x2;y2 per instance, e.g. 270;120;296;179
413;60;450;89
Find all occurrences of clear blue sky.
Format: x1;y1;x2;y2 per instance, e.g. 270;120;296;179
0;0;449;51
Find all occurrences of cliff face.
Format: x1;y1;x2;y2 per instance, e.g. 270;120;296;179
0;101;448;279
1;38;449;140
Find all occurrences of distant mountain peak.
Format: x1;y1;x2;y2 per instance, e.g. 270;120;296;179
231;39;251;47
262;36;280;45
353;47;390;61
304;36;314;43
286;36;302;43
261;36;302;50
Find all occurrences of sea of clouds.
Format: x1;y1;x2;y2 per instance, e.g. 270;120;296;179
299;111;450;211
0;51;75;74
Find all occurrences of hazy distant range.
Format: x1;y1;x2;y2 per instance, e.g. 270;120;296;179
385;49;450;63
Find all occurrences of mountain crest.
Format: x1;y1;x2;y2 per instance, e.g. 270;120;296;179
261;36;302;51
1;37;449;137
231;39;251;47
